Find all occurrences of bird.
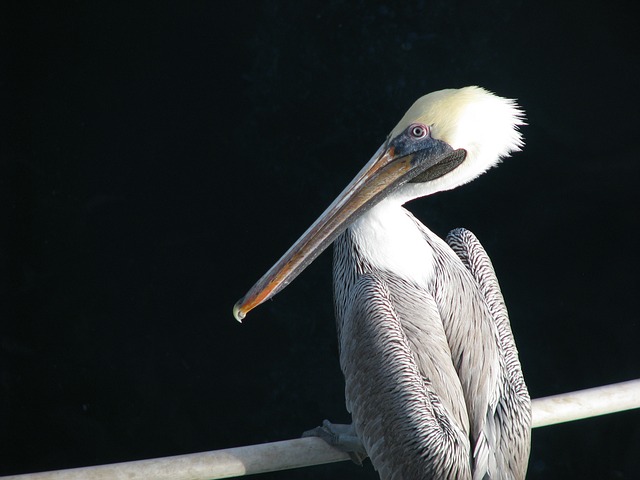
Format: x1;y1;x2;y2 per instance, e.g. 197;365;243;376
233;86;532;479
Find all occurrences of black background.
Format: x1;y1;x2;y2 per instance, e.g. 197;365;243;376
2;1;639;478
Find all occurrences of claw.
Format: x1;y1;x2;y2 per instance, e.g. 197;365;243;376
302;420;368;465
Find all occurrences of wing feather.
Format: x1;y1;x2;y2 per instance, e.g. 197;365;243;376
446;228;531;479
340;273;472;479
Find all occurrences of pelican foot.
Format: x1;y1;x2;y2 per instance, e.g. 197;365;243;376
302;419;368;465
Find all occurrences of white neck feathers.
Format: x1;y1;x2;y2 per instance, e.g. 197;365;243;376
350;199;435;286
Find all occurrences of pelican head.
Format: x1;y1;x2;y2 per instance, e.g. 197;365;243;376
233;86;524;321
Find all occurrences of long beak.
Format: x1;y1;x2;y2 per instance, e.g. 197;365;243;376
233;138;452;321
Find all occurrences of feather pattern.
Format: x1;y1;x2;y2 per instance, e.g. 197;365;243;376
334;230;472;479
333;207;530;479
446;228;531;479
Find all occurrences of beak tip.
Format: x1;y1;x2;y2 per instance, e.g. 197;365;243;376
233;300;246;323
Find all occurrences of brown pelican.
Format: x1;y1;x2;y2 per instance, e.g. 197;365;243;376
233;86;531;479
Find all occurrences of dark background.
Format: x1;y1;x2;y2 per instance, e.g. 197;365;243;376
2;1;639;478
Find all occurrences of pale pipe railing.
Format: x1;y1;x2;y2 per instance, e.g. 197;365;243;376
3;379;640;480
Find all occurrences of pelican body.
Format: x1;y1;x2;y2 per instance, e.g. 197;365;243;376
234;87;531;479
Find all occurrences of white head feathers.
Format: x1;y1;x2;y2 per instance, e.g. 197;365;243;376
390;86;525;202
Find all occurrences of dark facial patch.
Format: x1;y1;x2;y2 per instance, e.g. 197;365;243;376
408;148;467;183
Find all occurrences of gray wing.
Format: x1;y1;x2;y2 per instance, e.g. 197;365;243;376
339;273;472;480
446;228;532;480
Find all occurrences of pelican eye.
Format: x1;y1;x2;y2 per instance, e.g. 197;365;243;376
409;124;428;139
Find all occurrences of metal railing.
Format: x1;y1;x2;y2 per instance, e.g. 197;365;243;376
3;379;640;480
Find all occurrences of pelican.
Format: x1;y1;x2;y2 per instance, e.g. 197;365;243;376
233;86;531;479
